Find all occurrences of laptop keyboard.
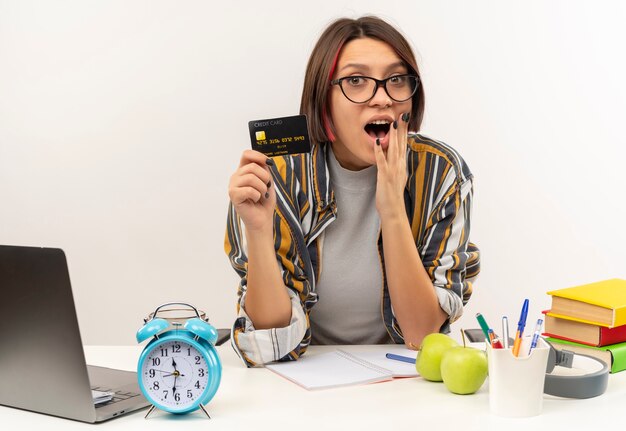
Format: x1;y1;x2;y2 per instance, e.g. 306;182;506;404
91;386;141;407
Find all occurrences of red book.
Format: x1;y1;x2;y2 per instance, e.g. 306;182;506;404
543;310;626;347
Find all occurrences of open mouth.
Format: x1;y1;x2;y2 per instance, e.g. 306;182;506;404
364;120;391;140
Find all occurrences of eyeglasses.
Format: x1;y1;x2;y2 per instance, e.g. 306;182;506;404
330;74;419;104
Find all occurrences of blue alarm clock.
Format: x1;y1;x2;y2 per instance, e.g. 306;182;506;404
136;302;222;419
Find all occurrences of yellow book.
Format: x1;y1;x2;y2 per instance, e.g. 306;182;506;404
547;279;626;328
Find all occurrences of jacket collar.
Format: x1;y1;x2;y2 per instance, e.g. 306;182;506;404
311;142;334;212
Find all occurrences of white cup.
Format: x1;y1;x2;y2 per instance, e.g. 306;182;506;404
486;336;549;417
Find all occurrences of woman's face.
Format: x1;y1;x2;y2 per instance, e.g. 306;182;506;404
329;37;413;170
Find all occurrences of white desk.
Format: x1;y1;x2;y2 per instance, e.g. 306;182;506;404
1;344;623;430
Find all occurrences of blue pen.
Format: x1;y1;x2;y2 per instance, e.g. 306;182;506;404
512;298;529;357
528;318;544;355
385;353;416;364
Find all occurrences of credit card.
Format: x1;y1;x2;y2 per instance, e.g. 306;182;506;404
248;114;311;157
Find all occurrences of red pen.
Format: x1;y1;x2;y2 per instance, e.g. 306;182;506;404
488;329;504;348
491;337;504;349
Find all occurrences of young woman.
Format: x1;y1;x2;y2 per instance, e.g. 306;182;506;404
226;16;480;366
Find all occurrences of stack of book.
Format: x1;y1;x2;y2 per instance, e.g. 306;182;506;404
544;278;626;373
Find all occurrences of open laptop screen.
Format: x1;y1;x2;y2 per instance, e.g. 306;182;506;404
0;245;147;422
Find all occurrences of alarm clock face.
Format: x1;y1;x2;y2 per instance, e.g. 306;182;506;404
140;339;210;411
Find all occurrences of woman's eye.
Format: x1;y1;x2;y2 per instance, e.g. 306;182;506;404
347;77;364;86
388;76;405;86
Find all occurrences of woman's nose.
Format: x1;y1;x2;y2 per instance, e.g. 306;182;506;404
369;84;392;108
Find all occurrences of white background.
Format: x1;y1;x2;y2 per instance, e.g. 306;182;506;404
1;0;624;345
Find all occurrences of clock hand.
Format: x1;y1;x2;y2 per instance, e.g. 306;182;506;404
162;371;185;378
171;358;179;389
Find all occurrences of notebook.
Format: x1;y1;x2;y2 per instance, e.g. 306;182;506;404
265;346;418;390
0;245;150;423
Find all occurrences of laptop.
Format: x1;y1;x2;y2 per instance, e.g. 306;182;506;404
0;245;151;423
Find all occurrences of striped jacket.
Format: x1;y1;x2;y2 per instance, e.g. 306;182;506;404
225;134;480;367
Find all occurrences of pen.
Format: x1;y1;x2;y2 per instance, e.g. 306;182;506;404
475;313;491;341
488;329;503;348
385;353;416;364
512;299;529;357
502;316;510;349
528;318;544;355
491;337;504;349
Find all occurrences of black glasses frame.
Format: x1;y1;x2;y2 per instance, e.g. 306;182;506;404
330;74;419;104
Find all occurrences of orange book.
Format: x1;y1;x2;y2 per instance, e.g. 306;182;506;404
543;311;626;346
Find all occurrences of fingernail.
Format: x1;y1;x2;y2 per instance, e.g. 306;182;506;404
402;112;410;123
265;192;269;198
393;120;398;130
266;158;275;166
376;138;380;146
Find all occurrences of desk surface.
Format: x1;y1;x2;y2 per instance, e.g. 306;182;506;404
1;343;623;430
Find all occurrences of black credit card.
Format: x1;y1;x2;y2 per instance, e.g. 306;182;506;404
248;114;312;157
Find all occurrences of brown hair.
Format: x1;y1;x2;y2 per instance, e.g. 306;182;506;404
300;16;424;144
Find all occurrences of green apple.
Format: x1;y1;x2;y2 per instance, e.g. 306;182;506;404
415;333;459;382
440;346;488;394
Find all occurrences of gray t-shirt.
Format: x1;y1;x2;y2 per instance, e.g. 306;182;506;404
309;146;390;345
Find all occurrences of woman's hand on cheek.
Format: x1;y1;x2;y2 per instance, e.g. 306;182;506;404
374;112;410;221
